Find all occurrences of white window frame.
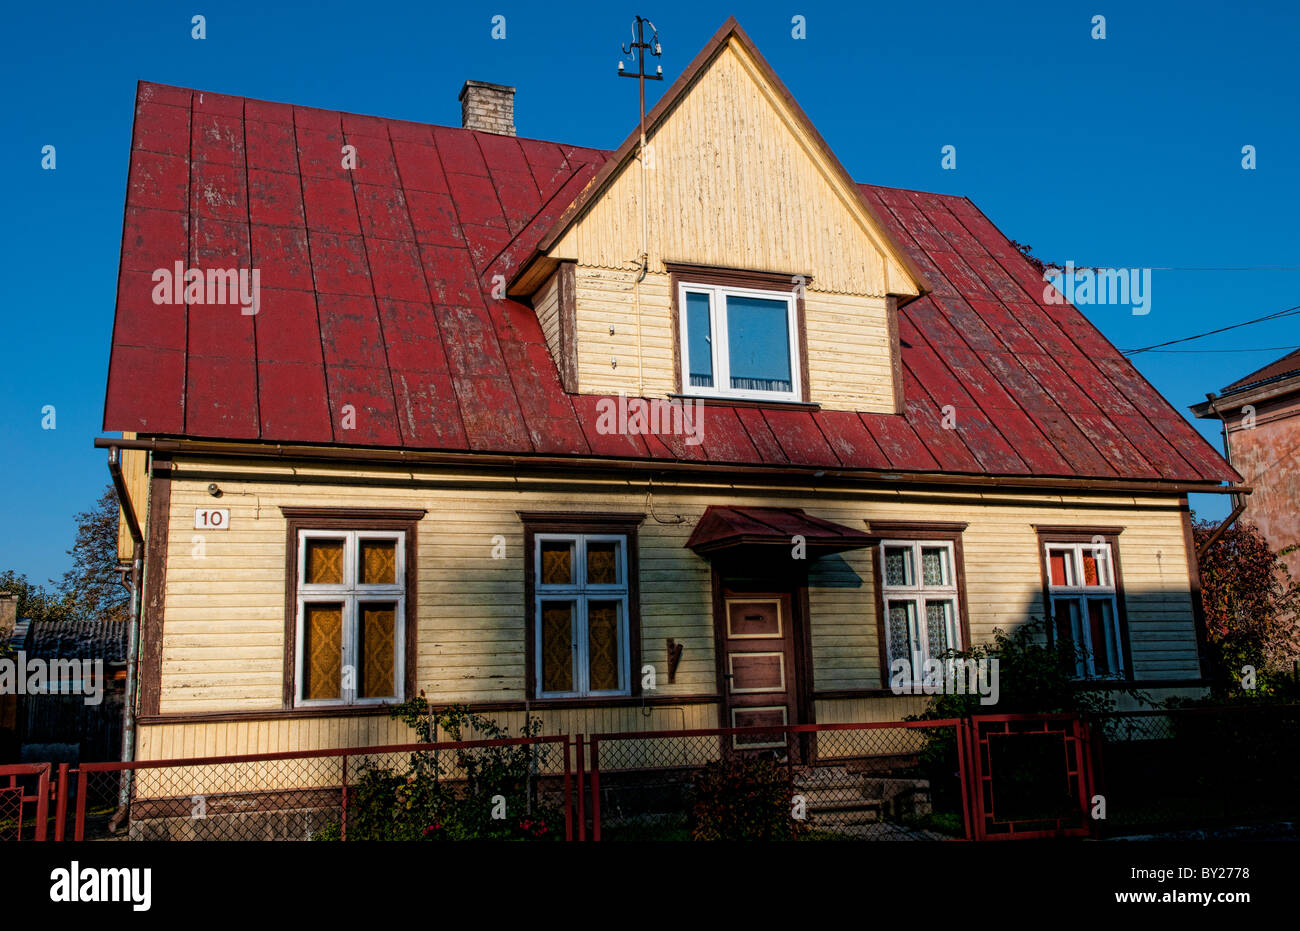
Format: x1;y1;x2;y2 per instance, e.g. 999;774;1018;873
294;529;406;707
1043;541;1124;679
677;281;801;402
534;533;631;699
879;539;962;686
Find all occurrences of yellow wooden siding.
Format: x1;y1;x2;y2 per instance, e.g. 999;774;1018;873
571;266;895;411
573;267;675;397
147;458;1202;755
115;440;149;561
532;268;562;365
548;39;918;299
802;291;894;411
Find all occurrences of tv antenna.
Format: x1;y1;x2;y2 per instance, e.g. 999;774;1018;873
618;16;662;151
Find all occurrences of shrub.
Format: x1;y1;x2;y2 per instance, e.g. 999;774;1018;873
906;619;1149;816
1192;519;1300;701
332;698;561;841
688;754;806;841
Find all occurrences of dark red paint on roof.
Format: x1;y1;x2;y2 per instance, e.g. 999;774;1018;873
103;82;1238;485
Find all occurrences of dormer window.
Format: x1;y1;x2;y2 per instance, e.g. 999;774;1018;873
678;279;802;402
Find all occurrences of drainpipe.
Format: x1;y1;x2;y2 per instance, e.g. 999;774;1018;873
105;446;144;833
1203;392;1244;512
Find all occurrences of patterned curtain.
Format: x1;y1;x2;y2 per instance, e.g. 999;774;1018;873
359;603;396;698
587;602;620;691
884;548;910;586
540;543;572;585
887;601;913;664
360;540;396;585
304;603;342;699
926;601;951;657
306;540;344;584
541;603;574;692
586;542;618;585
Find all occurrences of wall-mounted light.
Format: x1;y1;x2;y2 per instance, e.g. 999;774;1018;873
207;483;223;498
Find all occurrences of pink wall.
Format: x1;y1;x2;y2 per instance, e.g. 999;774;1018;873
1225;392;1300;580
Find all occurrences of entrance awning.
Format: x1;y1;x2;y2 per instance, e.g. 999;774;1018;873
685;506;874;558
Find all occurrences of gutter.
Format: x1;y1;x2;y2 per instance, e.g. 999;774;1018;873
105;446;143;834
92;437;1250;498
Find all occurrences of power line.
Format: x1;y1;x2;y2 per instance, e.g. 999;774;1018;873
1053;266;1300;272
1123;305;1300;355
1144;345;1300;354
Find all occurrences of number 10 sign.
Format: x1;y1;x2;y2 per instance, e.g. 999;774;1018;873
194;508;230;530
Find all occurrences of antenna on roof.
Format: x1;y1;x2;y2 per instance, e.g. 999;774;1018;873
619;16;662;154
619;16;662;393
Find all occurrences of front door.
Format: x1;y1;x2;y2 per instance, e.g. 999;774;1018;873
720;590;799;753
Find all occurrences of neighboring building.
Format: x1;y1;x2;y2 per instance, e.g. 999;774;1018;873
0;593;17;761
1192;347;1300;578
6;616;127;763
99;19;1239;768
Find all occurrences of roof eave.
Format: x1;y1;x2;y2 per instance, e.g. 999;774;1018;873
1192;371;1300;418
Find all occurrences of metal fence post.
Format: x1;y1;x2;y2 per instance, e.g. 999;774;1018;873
74;769;87;842
563;735;573;842
955;720;972;841
575;735;585;841
54;764;68;842
340;754;348;842
33;765;50;841
590;738;601;842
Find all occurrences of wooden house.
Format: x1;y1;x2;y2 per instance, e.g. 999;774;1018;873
99;19;1241;766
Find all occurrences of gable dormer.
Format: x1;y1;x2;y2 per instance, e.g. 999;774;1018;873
512;19;926;413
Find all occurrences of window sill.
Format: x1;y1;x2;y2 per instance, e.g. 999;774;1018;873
668;394;820;411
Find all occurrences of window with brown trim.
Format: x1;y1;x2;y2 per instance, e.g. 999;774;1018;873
1037;528;1129;679
867;521;971;686
668;263;810;404
520;512;643;701
281;508;422;709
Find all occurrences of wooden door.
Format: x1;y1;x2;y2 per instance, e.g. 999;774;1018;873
720;592;798;753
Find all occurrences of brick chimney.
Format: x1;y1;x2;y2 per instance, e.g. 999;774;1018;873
0;591;16;647
459;80;516;136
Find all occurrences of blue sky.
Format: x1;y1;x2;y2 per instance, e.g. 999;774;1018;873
2;0;1297;585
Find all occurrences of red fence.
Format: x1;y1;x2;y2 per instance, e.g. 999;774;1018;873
0;763;51;841
582;719;970;841
965;714;1096;841
67;735;571;841
10;707;1292;841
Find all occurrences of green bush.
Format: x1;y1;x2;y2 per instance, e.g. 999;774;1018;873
329;699;561;841
689;754;806;841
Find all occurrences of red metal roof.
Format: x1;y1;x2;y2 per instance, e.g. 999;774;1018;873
102;81;1238;485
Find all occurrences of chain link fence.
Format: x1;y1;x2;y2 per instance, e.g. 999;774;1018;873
72;735;571;841
586;721;968;841
1088;704;1300;836
10;705;1298;842
0;765;50;841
